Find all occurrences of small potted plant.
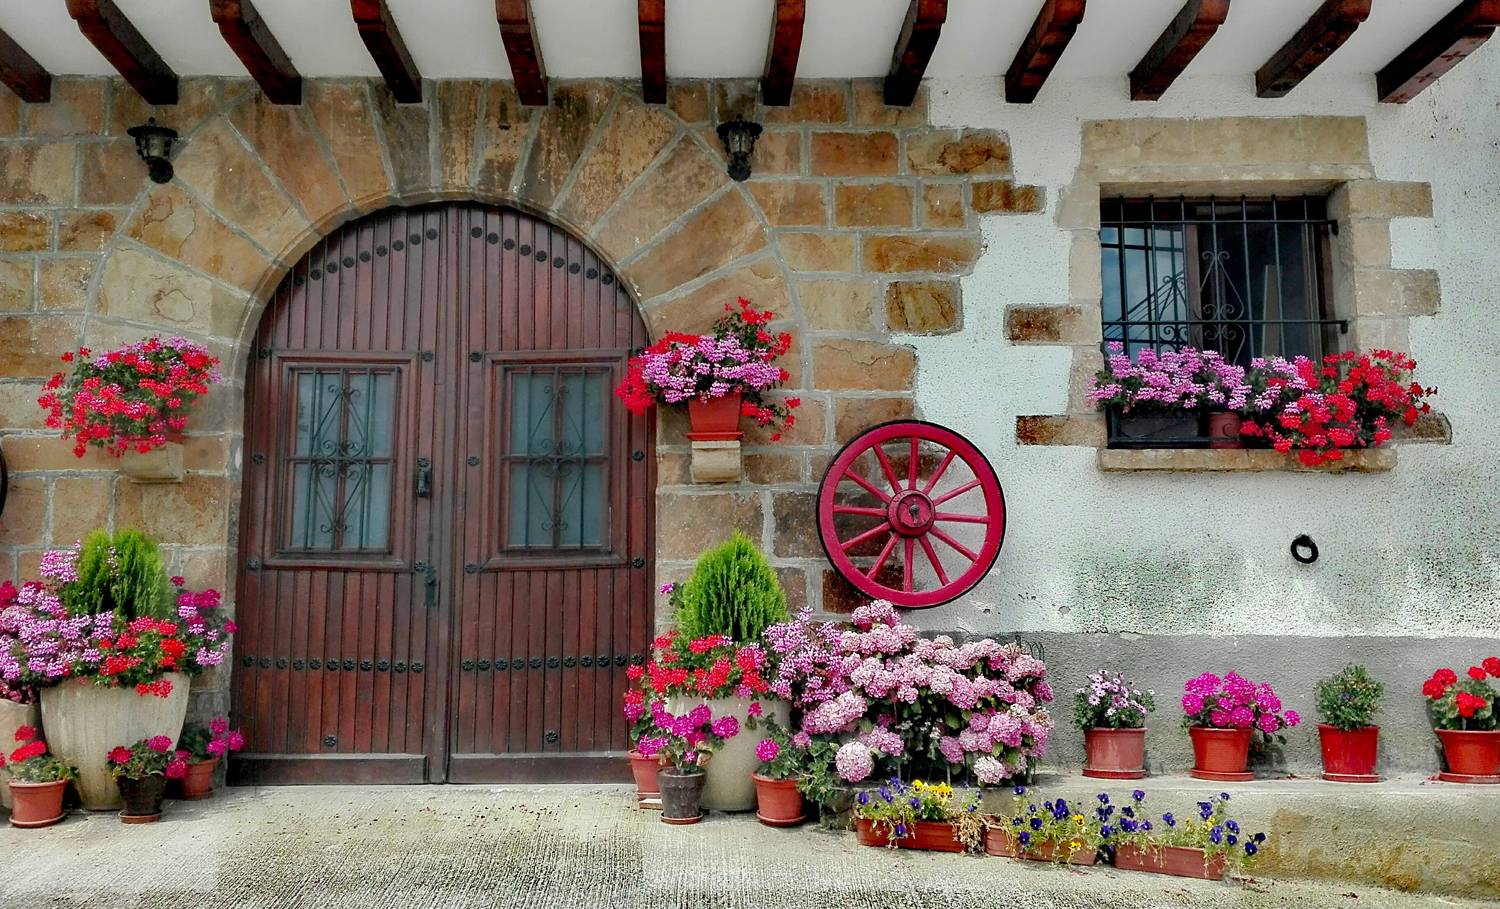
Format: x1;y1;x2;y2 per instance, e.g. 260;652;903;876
985;787;1102;864
1315;665;1384;782
175;716;244;800
1074;670;1154;779
1181;672;1299;780
622;663;662;808
853;778;983;853
1;726;76;828
1087;342;1252;448
751;720;805;827
615;298;800;442
1422;658;1500;783
636;700;739;825
1111;790;1266;881
107;736;189;824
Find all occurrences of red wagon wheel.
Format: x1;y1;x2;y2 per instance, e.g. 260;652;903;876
816;420;1006;609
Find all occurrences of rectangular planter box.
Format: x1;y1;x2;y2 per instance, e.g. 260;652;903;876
984;827;1099;865
854;817;964;853
1106;408;1203;449
1113;844;1226;880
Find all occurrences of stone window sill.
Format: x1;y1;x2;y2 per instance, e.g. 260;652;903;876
1096;448;1396;473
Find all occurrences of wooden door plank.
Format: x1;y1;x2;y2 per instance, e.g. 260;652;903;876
1005;0;1086;104
65;0;177;104
884;0;947;107
1378;0;1500;103
1129;0;1231;101
1255;0;1371;99
210;0;301;104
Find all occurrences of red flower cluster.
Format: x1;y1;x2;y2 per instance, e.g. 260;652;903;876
636;630;770;701
37;337;221;458
1424;659;1499;729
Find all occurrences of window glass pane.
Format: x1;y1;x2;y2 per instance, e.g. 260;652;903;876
503;365;610;552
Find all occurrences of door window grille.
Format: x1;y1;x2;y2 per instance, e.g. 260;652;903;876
502;365;611;550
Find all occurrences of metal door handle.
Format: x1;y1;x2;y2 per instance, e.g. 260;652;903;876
415;458;431;497
423;564;438;610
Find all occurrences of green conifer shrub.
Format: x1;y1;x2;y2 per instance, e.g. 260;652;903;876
63;528;175;621
675;532;788;643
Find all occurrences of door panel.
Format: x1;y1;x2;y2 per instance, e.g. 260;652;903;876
233;203;651;785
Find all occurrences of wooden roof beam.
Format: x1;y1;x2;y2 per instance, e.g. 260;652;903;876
884;0;948;107
210;0;302;105
1378;0;1500;103
1129;0;1231;101
0;27;51;103
762;0;806;106
497;0;547;107
1006;0;1086;104
638;0;666;104
1255;0;1371;99
65;0;178;105
350;0;421;103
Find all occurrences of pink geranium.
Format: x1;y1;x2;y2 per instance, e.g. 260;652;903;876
1181;671;1300;737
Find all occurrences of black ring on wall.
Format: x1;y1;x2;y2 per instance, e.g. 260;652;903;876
1290;535;1319;564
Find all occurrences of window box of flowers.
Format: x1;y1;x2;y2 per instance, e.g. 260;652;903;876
853;779;983;853
2;726;75;828
985;787;1102;864
1110;790;1265;881
1075;670;1154;779
38;337;221;483
174;716;245;800
5;532;235;809
1090;345;1252;449
751;720;805;827
615;298;799;446
107;736;188;824
1181;672;1299;781
1423;658;1500;783
1315;665;1384;783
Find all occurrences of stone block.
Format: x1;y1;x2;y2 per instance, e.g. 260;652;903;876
0;316;80;378
1340;219;1391;268
862;234;980;273
762;84;849;125
25;79;106;136
689;440;742;484
0;476;45;545
0;259;31;312
126;184;271;292
745;130;803;176
0;143;76;205
230;96;349;226
1398;412;1451;444
971;181;1045;215
812;340;915;391
852;79;926;128
795;279;876;331
304;81;394;211
833;397;914;443
78;139;141;206
777;231;855;273
922;183;965;228
593;141;729;263
559;98;677;229
1095;447;1395;473
656;491;764;560
771;491;820;558
474;82;533;197
109;79;220;138
833;182;914;227
50;476;112;546
433;81;484;191
1054;181;1101;230
742;395;823;445
1302;116;1370;165
810;132;898;177
748;181;828;227
1014;414;1106;447
775;566;809;612
906;129;1011;176
0;382;47;430
370;89;432;197
95;247;248;338
1006;304;1099;344
656;451;692;487
1334;180;1433;220
173;118;310;257
820;568;867;614
1396;269;1441;315
38;258;93;311
623;191;767;299
744;452;803;484
0;212;49;252
57;210;118;252
885;280;959;334
667;83;711;123
116;475;230;543
642;256;790;338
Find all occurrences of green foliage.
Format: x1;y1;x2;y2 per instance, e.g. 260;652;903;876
63;528;175;621
1315;664;1384;731
675;532;787;643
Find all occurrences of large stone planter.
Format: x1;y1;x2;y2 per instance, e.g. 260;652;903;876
0;699;40;811
669;696;788;812
39;673;189;810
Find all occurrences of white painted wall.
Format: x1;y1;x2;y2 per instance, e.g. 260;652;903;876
909;53;1500;639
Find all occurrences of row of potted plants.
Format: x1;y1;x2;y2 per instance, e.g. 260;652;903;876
1088;343;1434;464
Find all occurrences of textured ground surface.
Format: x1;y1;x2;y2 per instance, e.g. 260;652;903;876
0;785;1492;909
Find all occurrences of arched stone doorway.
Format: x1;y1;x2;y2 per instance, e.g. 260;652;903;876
231;202;654;784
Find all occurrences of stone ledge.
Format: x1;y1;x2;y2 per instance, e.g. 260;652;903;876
1097;447;1396;473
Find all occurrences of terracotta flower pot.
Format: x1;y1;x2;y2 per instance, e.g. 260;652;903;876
40;672;189;810
658;768;706;825
7;780;67;829
1436;728;1500;783
1083;727;1147;779
1206;412;1243;450
117;774;168;824
1318;724;1380;782
984;828;1096;864
179;758;218;800
853;817;964;853
1188;726;1253;781
1114;843;1226;880
628;750;661;807
752;773;805;827
0;699;39;812
685;391;743;442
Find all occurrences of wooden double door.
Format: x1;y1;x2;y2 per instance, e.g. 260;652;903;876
232;204;653;784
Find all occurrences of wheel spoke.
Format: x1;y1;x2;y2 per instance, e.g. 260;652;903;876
843;467;892;503
834;505;886;517
931;478;980;506
868;533;899;581
921;449;956;494
841;521;892;553
873;445;903;495
902;538;914;592
930;526;979;563
918;535;949;587
907;436;919;489
935;511;989;525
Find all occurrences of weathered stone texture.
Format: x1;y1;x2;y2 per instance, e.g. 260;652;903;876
25;79;106;136
173;118;309;256
116;476;230;543
0;316;79;378
303;81;393;210
0;260;32;312
762;85;849;125
0;213;50;252
1006;305;1099;344
229;98;349;224
796;279;876;331
371;89;433;197
834;182;914;227
811;132;898;176
126;185;271;291
907;129;1012;176
519;84;612;207
593;142;728;262
57;210;118;252
771;491;821;557
813;340;915;391
885;281;959;334
643;257;790;338
1015;414;1106;447
656;492;763;560
922;183;966;228
862;234;980;273
833;396;914;443
434;81;484;192
624;191;767;299
50;477;112;546
748;182;827;227
971;180;1044;214
777;232;855;272
560;100;677;229
38;258;93;311
95;247;247;338
0;144;76;205
0;477;45;545
474;82;532;196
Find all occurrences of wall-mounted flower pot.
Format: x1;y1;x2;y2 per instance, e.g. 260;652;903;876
1436;728;1500;784
1083;726;1147;779
752;773;805;827
7;780;67;828
985;828;1096;864
628;750;661;809
178;758;218;800
1318;724;1380;782
658;768;706;824
854;817;964;852
1106;408;1201;449
0;699;39;812
685;391;743;442
117;773;167;824
117;440;185;484
1188;726;1253;782
1114;843;1226;880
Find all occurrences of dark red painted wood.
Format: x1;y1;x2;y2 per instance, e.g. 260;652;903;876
1129;0;1231;101
66;0;177;104
1255;0;1371;99
210;0;302;104
497;0;548;106
234;204;650;785
762;0;807;106
1377;0;1500;103
0;26;51;103
884;0;947;107
638;0;667;104
1005;0;1086;104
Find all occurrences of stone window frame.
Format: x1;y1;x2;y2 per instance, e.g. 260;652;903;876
1012;116;1450;472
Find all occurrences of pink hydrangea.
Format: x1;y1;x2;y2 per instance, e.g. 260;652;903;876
834;741;873;783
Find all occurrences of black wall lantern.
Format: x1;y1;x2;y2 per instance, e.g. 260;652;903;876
716;117;762;182
127;118;178;184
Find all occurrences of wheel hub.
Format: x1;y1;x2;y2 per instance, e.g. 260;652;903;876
888;489;934;537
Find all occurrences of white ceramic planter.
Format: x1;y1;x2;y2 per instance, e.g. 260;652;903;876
39;673;189;810
669;695;788;812
0;699;40;811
